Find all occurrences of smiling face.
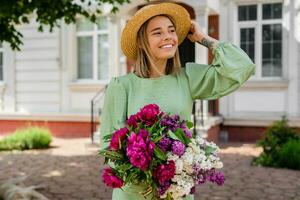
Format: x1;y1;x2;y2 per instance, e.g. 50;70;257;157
146;15;179;62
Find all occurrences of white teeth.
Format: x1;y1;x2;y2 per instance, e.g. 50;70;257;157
161;44;173;48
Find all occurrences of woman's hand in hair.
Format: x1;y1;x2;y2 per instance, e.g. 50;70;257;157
187;21;218;50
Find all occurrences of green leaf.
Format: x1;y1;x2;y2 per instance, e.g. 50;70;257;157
103;133;113;141
145;170;152;183
205;146;216;156
175;129;191;145
116;163;132;171
154;146;167;161
99;149;124;160
153;134;164;143
167;130;181;141
186;121;194;129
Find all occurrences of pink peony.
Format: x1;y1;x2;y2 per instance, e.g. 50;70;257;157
137;104;160;126
127;114;139;128
126;129;155;170
109;127;128;151
153;160;176;184
102;168;124;188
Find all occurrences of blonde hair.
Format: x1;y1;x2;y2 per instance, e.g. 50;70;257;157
134;14;181;78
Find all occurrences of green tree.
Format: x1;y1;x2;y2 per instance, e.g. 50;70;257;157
0;0;131;50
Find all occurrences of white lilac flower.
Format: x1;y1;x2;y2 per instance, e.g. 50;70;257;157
195;136;205;145
175;159;183;174
189;143;201;154
163;135;224;200
182;151;194;165
215;161;224;168
167;153;179;161
194;153;206;163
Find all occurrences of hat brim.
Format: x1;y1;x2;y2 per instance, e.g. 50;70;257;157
121;3;191;60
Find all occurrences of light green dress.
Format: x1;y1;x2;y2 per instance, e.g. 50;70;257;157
100;42;255;199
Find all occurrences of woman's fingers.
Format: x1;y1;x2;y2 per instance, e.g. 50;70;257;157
187;21;200;42
187;21;207;43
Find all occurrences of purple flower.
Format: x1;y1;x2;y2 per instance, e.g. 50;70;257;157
158;137;172;152
208;171;225;186
180;122;192;138
157;181;171;196
160;114;180;132
180;121;192;138
182;126;192;138
171;140;185;156
193;165;207;185
126;129;155;170
193;167;225;186
190;186;196;194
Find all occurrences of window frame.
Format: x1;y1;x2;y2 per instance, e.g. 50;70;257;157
0;43;3;82
235;0;284;80
75;16;110;82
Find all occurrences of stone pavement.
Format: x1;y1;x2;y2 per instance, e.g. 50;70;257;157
0;138;300;200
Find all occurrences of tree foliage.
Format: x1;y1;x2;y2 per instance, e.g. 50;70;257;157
0;0;131;50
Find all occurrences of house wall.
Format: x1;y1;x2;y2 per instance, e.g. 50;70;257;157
1;16;125;115
218;0;300;141
1;22;62;114
219;0;299;123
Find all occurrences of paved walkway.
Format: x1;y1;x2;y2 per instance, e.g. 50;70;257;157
0;138;300;200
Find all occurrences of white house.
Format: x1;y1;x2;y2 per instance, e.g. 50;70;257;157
0;0;299;142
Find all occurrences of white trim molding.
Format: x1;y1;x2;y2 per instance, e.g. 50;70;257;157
0;113;97;122
224;117;300;128
240;80;289;90
68;82;107;92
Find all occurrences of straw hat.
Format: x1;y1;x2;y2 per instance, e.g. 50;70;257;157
120;3;191;60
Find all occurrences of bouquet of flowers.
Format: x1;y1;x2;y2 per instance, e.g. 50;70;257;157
99;104;225;200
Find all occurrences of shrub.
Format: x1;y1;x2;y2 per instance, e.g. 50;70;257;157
0;126;52;151
277;140;300;170
253;116;300;170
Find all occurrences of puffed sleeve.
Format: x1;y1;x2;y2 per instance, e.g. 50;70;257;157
99;77;127;149
185;42;255;100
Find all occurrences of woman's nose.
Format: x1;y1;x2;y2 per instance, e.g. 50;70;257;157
163;32;172;40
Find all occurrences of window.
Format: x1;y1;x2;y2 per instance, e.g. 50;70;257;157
0;43;3;81
237;2;283;78
76;17;109;80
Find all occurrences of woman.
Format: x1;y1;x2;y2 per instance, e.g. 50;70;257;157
100;2;255;200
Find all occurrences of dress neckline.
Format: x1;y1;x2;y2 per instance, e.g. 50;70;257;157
130;72;172;81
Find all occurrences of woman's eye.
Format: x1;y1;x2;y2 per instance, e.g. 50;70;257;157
154;32;161;35
170;29;175;32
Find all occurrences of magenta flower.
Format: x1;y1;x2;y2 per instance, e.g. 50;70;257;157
153;160;176;184
137;104;160;126
172;140;185;156
109;127;128;151
127;114;139;128
126;129;155;170
102;168;124;188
